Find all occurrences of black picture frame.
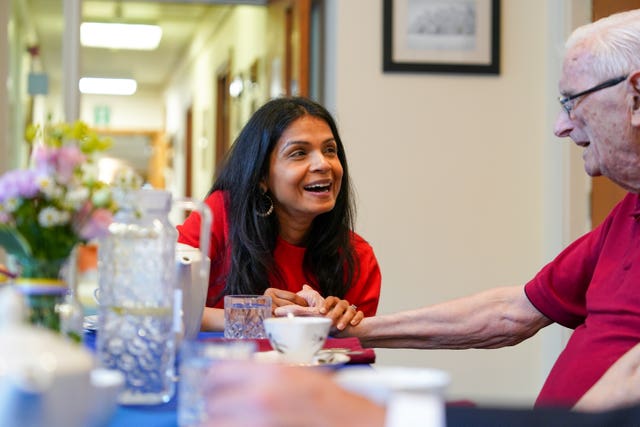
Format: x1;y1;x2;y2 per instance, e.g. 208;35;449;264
383;0;500;74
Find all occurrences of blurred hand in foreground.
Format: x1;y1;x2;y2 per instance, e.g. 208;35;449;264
203;361;385;427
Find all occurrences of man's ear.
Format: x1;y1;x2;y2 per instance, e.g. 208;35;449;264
630;70;640;127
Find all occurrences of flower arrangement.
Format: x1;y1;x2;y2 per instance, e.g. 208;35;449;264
0;120;141;338
0;121;116;277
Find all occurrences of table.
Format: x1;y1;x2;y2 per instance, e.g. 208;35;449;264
86;331;205;427
88;332;640;427
86;331;372;427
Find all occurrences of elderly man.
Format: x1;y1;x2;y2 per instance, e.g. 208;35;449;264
342;8;640;408
345;9;640;408
200;8;640;426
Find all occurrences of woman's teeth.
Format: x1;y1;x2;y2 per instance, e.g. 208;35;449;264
305;184;330;192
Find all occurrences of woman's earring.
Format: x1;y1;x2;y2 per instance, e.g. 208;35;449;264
255;192;274;217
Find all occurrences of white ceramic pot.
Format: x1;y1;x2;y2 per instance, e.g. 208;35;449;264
176;242;211;341
0;287;124;427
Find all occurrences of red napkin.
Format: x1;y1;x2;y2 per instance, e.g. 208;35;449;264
203;336;376;364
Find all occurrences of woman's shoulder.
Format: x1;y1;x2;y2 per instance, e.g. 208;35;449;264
203;190;230;212
349;231;375;253
204;189;227;203
201;190;232;232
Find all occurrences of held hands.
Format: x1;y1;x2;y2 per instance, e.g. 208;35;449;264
263;287;310;309
265;285;364;331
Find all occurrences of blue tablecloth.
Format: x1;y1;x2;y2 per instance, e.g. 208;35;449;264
86;331;223;427
107;401;177;427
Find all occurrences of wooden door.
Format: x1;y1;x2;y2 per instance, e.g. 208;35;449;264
215;69;231;178
590;0;640;227
267;0;311;97
185;107;193;197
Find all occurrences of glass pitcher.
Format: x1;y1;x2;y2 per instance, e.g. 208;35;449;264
96;188;211;405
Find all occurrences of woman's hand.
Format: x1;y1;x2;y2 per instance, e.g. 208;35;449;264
274;285;365;331
264;288;309;313
321;295;365;332
271;285;323;317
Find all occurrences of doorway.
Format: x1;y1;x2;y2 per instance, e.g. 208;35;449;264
590;0;640;227
215;68;231;178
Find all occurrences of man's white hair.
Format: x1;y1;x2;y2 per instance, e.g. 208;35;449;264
567;9;640;78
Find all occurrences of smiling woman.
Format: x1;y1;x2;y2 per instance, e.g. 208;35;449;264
177;96;382;333
264;114;343;238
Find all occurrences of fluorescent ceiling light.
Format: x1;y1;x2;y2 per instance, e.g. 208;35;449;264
79;77;137;96
81;22;162;50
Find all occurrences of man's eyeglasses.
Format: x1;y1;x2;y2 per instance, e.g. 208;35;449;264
558;75;628;115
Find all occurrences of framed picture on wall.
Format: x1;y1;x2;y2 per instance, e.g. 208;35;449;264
383;0;500;74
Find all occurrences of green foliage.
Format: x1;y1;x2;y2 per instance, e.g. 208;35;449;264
0;224;32;259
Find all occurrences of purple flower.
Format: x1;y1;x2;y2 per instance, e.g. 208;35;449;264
31;144;86;184
0;169;39;202
31;144;57;173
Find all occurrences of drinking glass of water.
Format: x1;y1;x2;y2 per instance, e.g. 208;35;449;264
178;340;255;427
223;295;272;339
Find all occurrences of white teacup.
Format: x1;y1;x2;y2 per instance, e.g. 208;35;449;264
263;316;331;364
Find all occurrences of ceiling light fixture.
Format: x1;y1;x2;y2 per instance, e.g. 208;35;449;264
79;77;137;96
80;22;162;50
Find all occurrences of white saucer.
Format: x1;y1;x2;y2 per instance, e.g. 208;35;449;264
254;350;350;367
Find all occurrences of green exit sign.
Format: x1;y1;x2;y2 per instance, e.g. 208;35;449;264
94;105;111;126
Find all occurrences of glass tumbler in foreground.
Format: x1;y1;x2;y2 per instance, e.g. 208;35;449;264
224;295;272;339
178;340;256;427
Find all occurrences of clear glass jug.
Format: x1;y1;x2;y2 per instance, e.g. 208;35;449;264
96;189;211;405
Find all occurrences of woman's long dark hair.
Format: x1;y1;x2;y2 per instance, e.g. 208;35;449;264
210;96;357;302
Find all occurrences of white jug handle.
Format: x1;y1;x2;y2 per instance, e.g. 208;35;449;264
173;198;212;280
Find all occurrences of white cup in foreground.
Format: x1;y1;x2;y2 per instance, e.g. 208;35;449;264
263;316;331;364
87;368;125;427
178;340;255;427
335;366;450;427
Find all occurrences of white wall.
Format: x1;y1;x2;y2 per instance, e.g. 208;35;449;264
326;0;590;405
80;92;165;130
165;5;269;200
